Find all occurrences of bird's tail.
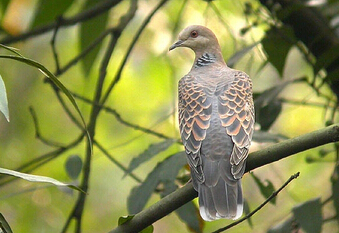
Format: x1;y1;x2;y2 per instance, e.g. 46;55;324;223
198;178;243;221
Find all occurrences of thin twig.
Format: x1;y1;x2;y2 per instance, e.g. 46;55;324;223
279;97;335;108
322;194;333;206
246;124;339;171
51;17;62;73
212;172;300;233
54;90;84;130
0;133;85;187
172;0;188;35
109;123;339;233
323;215;337;223
0;184;52;200
56;29;113;76
208;2;237;52
64;30;118;233
331;102;339;123
29;106;66;147
72;92;176;140
94;140;142;183
100;0;169;106
0;0;123;45
62;2;138;232
109;182;198;233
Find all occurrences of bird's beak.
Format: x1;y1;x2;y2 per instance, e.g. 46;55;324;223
169;40;184;51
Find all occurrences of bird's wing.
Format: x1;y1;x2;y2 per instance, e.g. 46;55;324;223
218;72;255;179
178;75;212;184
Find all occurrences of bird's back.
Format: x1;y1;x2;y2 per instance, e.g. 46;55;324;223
183;68;246;220
170;24;254;221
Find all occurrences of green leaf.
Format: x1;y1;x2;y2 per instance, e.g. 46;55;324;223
176;201;202;233
262;26;295;76
65;155;83;180
331;164;339;222
118;215;134;225
267;217;295;233
292;198;322;233
254;81;292;130
140;225;154;233
254;81;292;108
124;139;175;177
0;213;13;233
160;181;203;233
243;199;253;228
118;215;153;233
127;151;187;214
80;0;108;75
257;100;282;131
31;0;74;28
251;173;276;204
227;42;260;68
276;2;304;21
0;74;9;122
313;44;339;76
160;180;177;197
0;0;10;23
0;167;83;192
323;67;339;84
0;44;92;154
319;148;332;157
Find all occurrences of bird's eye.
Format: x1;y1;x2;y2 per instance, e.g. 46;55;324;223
190;30;198;38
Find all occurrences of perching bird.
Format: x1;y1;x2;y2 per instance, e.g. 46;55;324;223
169;25;254;221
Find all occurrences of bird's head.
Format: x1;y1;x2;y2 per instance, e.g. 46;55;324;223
169;25;221;55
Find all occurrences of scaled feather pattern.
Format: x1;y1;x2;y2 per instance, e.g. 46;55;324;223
170;25;254;221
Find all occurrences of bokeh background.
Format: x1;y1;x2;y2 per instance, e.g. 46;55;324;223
0;0;338;232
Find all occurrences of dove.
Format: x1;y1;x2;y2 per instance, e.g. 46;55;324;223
169;25;254;221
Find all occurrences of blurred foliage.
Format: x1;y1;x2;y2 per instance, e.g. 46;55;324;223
127;151;187;215
124;139;176;176
250;173;276;205
80;0;109;75
65;155;83;180
269;198;323;233
0;74;9;122
31;0;74;28
0;0;338;232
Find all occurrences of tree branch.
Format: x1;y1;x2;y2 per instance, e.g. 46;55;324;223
55;29;112;76
72;92;175;140
29;106;65;147
62;31;118;233
61;2;138;232
0;0;123;45
100;0;169;105
259;0;339;99
246;124;339;171
94;140;143;183
109;182;197;233
109;123;339;233
0;133;85;187
212;172;300;233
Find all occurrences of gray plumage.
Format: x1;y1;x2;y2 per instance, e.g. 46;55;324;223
170;25;254;221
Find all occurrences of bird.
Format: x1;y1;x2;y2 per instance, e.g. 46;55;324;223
169;25;254;221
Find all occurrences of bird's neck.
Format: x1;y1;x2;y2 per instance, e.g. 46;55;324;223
193;51;225;69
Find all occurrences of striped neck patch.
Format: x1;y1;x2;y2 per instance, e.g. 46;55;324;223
195;53;216;68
